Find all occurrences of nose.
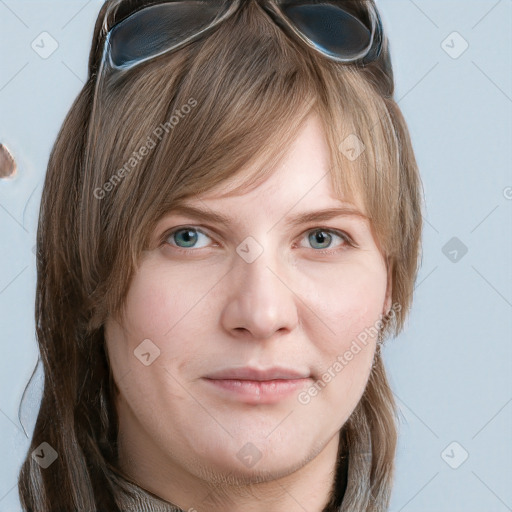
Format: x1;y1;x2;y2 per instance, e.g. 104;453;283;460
220;246;299;341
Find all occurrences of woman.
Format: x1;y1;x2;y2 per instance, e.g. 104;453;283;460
18;0;423;510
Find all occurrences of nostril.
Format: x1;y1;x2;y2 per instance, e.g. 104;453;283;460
0;144;17;179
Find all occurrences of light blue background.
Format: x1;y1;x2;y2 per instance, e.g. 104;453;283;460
1;1;511;511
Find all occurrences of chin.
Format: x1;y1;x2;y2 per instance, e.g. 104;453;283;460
195;456;309;487
188;438;314;485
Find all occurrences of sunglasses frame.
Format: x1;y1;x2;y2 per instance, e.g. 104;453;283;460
97;0;384;74
262;0;383;64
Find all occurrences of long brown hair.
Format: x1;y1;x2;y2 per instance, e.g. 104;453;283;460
18;1;423;510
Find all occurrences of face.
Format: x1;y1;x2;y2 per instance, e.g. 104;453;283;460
105;112;392;489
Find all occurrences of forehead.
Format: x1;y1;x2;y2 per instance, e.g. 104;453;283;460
191;112;366;212
161;166;368;234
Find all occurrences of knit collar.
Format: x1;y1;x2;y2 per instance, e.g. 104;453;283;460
105;463;184;512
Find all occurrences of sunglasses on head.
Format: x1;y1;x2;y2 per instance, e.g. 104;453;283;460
96;0;384;74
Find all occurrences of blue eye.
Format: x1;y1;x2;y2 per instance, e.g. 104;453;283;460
162;226;354;256
166;227;211;249
301;228;353;254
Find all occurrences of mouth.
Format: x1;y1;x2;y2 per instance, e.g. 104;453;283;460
202;366;313;404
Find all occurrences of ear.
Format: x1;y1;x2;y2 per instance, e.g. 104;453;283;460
383;257;393;315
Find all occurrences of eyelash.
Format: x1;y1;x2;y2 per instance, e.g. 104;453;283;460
160;225;357;257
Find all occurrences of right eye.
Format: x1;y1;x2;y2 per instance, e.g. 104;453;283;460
162;226;215;253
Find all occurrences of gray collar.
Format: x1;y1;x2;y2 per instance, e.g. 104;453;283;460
106;464;184;512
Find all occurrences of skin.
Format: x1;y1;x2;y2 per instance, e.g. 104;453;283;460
105;112;392;512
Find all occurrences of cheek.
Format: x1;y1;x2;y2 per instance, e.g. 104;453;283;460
300;257;388;345
112;258;216;350
297;260;386;411
104;257;219;398
103;266;201;423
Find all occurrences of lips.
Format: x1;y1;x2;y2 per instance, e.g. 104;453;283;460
202;366;312;404
204;366;311;381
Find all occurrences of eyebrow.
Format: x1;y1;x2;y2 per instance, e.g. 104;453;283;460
164;204;369;228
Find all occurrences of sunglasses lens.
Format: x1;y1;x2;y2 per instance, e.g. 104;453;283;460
280;3;372;60
108;1;229;69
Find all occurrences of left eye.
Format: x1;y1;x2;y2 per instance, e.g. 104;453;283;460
163;227;353;254
299;228;352;252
